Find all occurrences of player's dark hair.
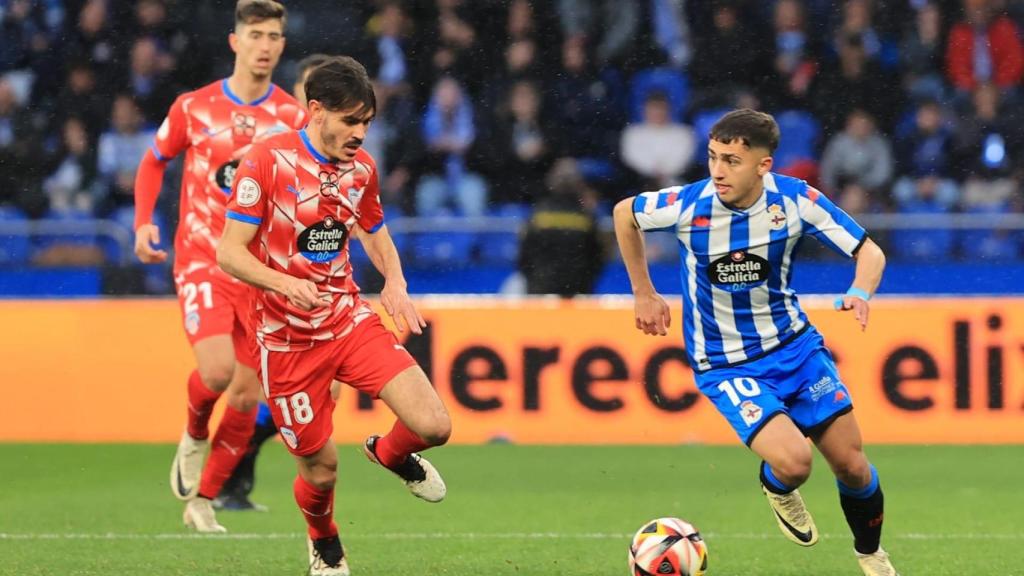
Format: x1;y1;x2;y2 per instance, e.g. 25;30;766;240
709;109;780;153
304;56;376;116
235;0;287;29
296;54;332;81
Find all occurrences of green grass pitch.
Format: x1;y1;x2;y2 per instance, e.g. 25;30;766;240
0;444;1021;575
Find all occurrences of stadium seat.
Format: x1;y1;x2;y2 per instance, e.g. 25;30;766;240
692;108;730;165
889;202;954;262
477;231;520;264
0;206;31;265
410;231;476;265
629;67;689;123
774;110;820;169
958;204;1020;261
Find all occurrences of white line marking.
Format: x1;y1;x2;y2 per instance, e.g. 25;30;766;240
0;532;1021;541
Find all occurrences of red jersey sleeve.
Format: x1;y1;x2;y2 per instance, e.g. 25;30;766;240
134;95;191;229
356;159;384;233
226;145;274;225
153;95;190;161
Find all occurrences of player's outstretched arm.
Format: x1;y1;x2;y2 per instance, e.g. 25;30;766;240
835;238;886;331
613;198;671;336
217;219;326;311
357;225;425;335
133;148;170;263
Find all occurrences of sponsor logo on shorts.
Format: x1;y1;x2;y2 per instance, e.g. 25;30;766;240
739;400;763;426
185;311;200;335
809;375;838;401
707;250;771;292
279;426;298;450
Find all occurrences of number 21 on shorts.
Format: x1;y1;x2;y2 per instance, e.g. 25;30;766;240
274;392;314;426
717;377;761;406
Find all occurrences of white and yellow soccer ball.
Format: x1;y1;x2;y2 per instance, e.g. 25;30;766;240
628;517;708;576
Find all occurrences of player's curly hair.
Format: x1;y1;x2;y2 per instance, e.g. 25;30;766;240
235;0;287;29
304;56;376;116
709;109;780;153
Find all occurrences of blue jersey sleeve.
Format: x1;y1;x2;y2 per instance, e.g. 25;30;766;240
797;185;867;258
632;186;687;232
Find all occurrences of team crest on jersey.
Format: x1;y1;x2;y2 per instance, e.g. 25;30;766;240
279;427;298;450
739;400;763;426
297;216;349;262
233;113;256;137
347;187;364;204
707;250;772;292
319;170;342;199
184;311;200;335
767;204;787;230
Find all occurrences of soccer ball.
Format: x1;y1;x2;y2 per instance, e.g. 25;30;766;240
628;517;708;576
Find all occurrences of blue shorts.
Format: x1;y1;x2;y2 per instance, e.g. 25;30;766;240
693;327;854;446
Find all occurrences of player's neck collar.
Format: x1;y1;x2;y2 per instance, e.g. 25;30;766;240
222;78;274;106
299;128;332;164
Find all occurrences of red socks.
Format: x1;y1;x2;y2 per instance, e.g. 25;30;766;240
186;370;222;440
197;405;256;499
375;420;430;469
294;474;337;540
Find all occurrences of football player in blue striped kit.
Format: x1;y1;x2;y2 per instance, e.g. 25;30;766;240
613;109;898;576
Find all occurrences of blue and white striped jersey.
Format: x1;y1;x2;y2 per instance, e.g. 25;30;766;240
632;172;866;372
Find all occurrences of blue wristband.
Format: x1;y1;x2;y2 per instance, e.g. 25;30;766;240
834;287;871;309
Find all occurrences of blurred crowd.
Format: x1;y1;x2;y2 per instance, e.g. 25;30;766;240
2;0;1024;271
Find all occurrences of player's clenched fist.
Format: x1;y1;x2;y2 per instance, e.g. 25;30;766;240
281;277;327;311
134;223;168;263
634;291;671;336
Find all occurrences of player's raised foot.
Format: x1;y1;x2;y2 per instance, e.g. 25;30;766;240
761;484;818;546
182;497;227;533
856;547;900;576
363;435;446;503
170;431;208;501
212;492;269;512
307;535;350;576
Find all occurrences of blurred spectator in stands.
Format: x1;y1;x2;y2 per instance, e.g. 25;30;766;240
362;1;412;104
415;76;487;216
123;36;175;124
63;0;120;86
892;100;958;208
953;82;1021;207
0;0;61;89
549;34;625;158
763;0;818;110
54;60;109;137
946;0;1024;97
0;77;46;216
96;95;154;214
518;158;604;297
690;0;769;109
42;116;97;215
291;53;331;107
133;0;198;87
558;0;640;71
813;31;900;134
820;109;893;198
620;91;695;190
481;79;556;205
900;1;947;102
413;0;485;99
836;181;872;216
832;0;883;65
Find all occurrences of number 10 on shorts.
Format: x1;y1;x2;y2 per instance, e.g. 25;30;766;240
274;392;314;425
717;377;762;406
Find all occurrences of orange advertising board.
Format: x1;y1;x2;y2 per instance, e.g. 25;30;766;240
0;298;1021;444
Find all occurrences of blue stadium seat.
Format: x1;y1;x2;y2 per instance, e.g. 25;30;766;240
488;202;532;221
32;209;98;259
889;202;954;261
958;204;1020;261
692;108;730;165
630;67;689;123
410;231;476;265
774;110;820;169
477;231;520;264
0;206;31;264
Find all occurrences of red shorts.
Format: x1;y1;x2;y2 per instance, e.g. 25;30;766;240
258;314;418;456
174;265;257;368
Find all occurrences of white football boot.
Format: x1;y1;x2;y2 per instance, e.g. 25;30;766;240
170;431;208;501
308;535;350;576
856;547;900;576
761;484;819;546
363;435;446;503
182;497;226;533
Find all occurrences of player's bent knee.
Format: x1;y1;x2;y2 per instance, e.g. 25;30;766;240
771;450;813;485
225;390;260;413
197;363;234;392
833;455;872;487
420;417;452;447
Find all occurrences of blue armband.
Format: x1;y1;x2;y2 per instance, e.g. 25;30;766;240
834;287;871;310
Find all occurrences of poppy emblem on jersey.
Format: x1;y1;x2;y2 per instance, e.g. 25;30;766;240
233;113;256;137
708;250;772;292
739;400;763;426
806;186;821;203
279;427;299;450
319;170;342;199
297;217;349;263
692;216;711;228
236;177;261;207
